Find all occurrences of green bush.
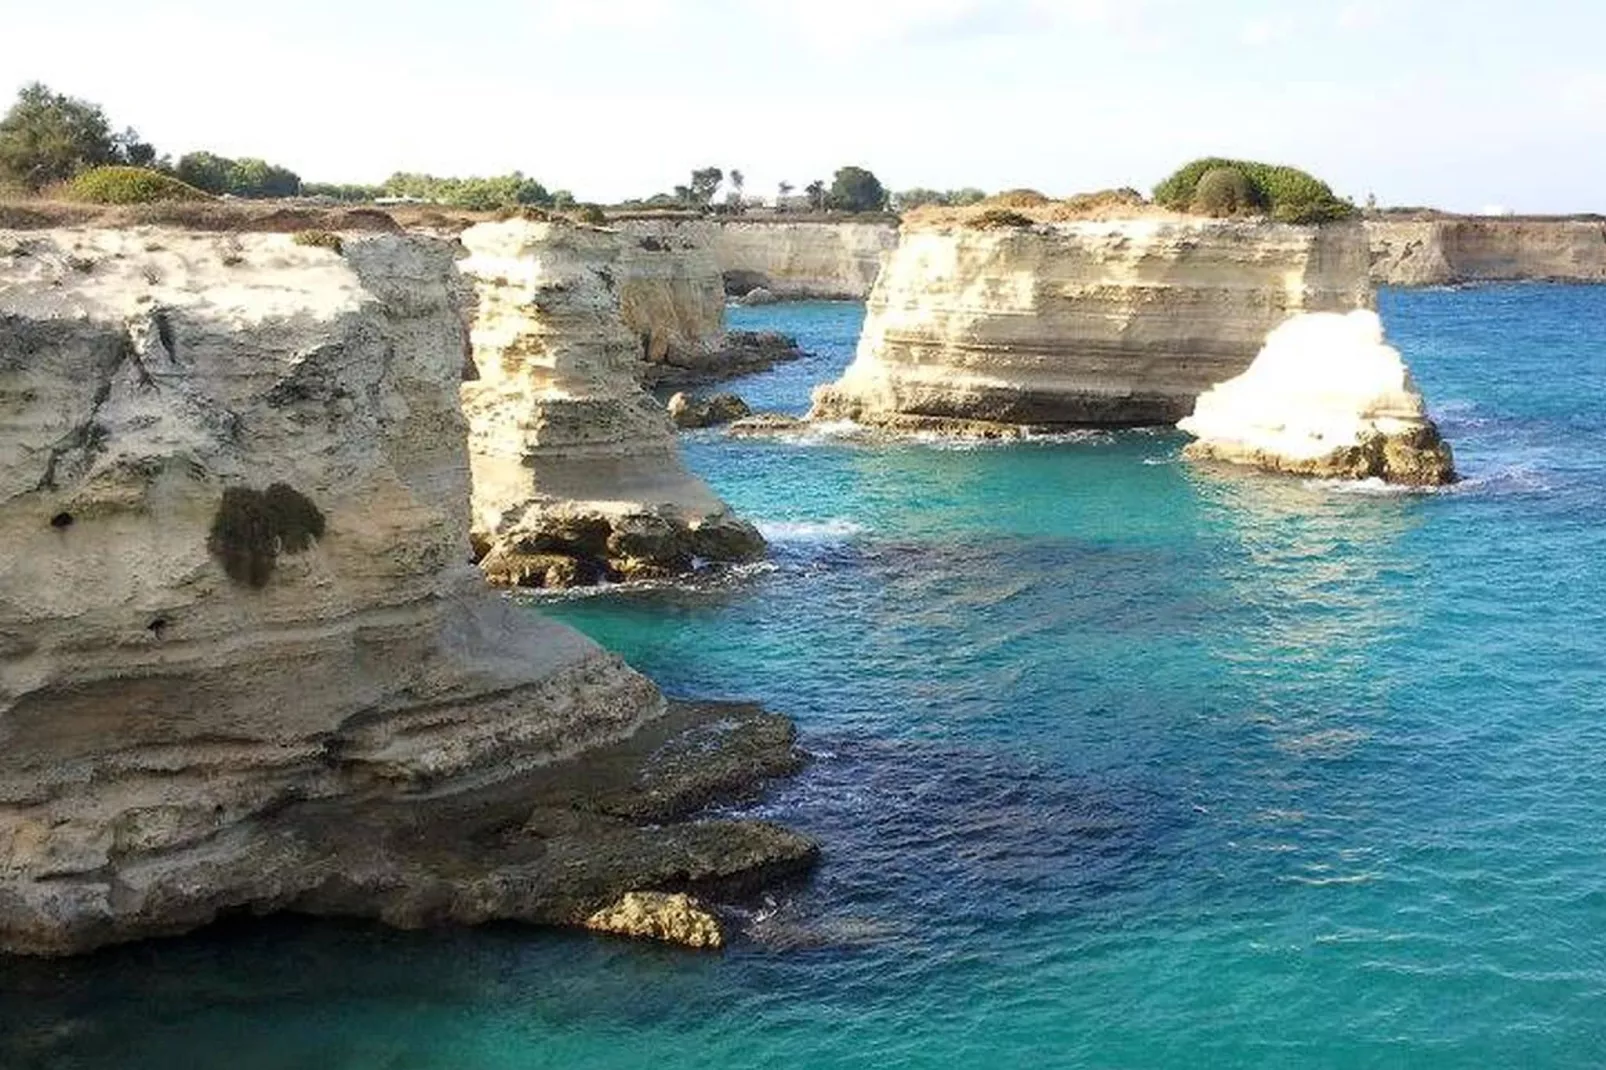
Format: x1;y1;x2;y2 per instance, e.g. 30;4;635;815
207;483;326;588
575;203;607;225
1155;158;1355;224
1191;167;1261;217
65;166;211;205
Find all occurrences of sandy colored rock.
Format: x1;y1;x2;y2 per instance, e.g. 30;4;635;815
586;892;724;949
810;219;1374;431
667;391;753;429
1178;309;1455;485
619;219;899;300
0;226;678;954
457;220;764;587
1367;218;1606;285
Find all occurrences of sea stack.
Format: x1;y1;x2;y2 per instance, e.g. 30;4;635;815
810;217;1374;432
457;219;765;587
1178;309;1455;485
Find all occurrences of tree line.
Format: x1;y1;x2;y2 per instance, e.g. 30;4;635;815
1;83;1007;218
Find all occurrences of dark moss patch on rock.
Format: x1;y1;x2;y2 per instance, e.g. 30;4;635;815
208;482;326;587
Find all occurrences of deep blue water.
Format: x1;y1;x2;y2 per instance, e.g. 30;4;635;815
6;288;1606;1068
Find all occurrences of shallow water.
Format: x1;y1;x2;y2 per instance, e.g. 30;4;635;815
6;287;1606;1068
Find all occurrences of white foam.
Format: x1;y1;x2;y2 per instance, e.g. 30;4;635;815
756;518;867;543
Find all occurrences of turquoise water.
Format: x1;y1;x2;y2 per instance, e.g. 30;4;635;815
6;289;1606;1068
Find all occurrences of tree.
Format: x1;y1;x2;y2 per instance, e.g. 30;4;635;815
828;165;888;213
175;152;235;195
804;179;826;212
777;180;794;204
0;83;119;190
730;169;744;197
689;166;723;206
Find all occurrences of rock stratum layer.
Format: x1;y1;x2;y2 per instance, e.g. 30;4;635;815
620;220;898;300
458;220;764;588
1367;218;1606;285
811;220;1374;430
1179;310;1455;485
0;227;808;955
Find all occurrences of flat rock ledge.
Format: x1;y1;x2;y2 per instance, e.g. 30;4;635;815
643;331;806;387
476;508;766;589
1182;424;1456;486
668;391;753;429
4;702;817;956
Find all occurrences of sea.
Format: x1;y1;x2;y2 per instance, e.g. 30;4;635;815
4;286;1604;1068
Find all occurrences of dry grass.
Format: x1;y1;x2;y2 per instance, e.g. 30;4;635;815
903;187;1175;228
0;197;407;233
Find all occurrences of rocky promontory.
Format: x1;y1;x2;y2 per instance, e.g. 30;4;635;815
458;220;765;588
0;224;809;955
811;217;1374;431
1367;217;1606;286
1179;309;1455;484
618;219;898;301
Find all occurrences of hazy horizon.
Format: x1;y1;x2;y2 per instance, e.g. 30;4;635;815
11;0;1604;212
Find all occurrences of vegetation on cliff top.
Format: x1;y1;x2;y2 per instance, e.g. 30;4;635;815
0;84;156;191
1154;158;1355;223
65;167;212;205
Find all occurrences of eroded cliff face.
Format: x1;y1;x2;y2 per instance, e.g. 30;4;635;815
457;220;763;588
613;232;801;383
615;234;724;367
0;227;675;953
619;219;898;300
811;219;1374;430
1368;219;1606;285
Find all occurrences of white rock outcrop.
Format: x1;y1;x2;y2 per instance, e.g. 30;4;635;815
0;226;667;953
810;219;1375;431
619;219;898;300
1368;218;1606;286
457;220;763;587
1178;309;1455;484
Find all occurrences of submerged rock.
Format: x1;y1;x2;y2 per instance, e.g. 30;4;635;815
668;391;753;429
586;892;724;949
1178;309;1456;485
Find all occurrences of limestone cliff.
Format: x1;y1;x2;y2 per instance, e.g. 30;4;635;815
619;219;898;300
811;219;1374;430
0;226;807;954
614;231;802;383
457;220;764;587
1179;310;1455;485
1368;218;1606;285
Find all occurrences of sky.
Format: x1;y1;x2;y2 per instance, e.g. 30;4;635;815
7;0;1605;212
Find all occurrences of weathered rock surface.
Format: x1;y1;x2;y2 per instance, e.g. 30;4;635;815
811;219;1374;431
458;220;764;587
1179;309;1455;485
0;226;791;955
619;220;899;300
613;233;805;384
586;891;724;949
667;392;752;429
1367;218;1606;285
